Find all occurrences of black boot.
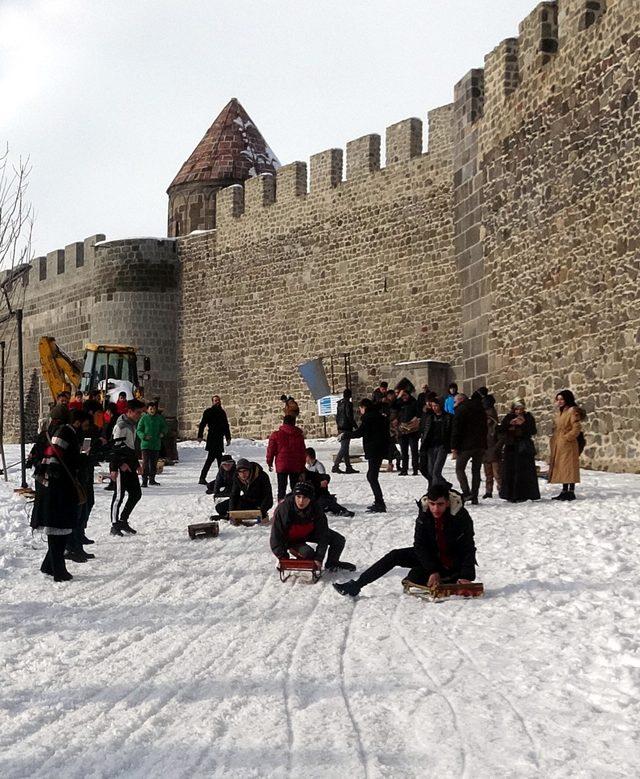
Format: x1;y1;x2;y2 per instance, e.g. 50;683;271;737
65;549;88;563
121;521;137;535
110;522;125;536
141;479;148;488
333;580;361;597
482;492;492;499
81;535;95;545
49;536;73;582
331;465;344;474
40;551;53;576
344;467;359;474
149;479;160;486
366;502;386;513
326;561;357;572
551;492;568;501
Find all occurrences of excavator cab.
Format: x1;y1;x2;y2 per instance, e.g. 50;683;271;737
80;344;148;401
38;337;149;404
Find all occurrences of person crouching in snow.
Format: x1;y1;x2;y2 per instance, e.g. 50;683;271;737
298;470;355;517
270;482;356;572
333;485;476;597
229;458;273;520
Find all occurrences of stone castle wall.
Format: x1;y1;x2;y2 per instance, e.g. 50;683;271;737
454;0;640;470
2;0;638;473
175;0;639;472
0;237;179;440
176;106;460;439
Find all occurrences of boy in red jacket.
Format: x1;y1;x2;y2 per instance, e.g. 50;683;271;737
267;415;306;501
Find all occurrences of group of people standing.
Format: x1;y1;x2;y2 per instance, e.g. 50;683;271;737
28;391;170;582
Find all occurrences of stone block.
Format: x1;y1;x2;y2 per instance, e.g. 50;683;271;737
385;118;422;165
346;134;381;180
244;173;275;213
310;148;343;190
276;161;307;202
216;184;244;224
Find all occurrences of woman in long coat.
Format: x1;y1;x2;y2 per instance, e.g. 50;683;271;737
499;400;540;502
548;389;586;501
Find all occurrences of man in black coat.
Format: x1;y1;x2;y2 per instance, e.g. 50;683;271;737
197;395;231;485
419;393;453;488
228;458;273;519
333;388;358;474
270;482;355;571
450;391;488;505
346;398;390;512
333;485;476;597
395;386;421;476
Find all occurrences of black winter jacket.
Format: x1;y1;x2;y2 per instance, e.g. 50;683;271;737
348;407;390;460
451;397;488;451
229;463;273;518
198;405;231;454
335;399;356;433
421;411;452;449
396;395;420;426
31;422;80;531
413;495;477;580
270;493;329;561
210;464;236;496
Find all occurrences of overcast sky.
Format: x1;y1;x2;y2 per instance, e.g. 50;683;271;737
1;0;536;257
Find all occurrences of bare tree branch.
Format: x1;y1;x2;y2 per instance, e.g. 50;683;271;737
0;144;34;273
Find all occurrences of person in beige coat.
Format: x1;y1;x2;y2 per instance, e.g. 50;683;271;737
548;389;586;501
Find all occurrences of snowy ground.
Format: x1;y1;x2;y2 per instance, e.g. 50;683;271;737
1;439;639;778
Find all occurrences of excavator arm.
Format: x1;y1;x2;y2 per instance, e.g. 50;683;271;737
38;336;83;401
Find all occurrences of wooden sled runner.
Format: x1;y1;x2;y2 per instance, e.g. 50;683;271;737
402;578;484;600
228;510;263;527
277;558;322;583
188;521;220;540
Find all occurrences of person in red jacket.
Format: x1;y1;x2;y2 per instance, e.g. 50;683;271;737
267;414;306;501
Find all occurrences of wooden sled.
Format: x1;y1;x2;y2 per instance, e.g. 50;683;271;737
188;521;219;540
402;578;484;601
277;558;322;583
14;486;35;498
228;510;263;527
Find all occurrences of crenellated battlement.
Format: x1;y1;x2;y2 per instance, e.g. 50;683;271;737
456;0;615;136
212;105;453;227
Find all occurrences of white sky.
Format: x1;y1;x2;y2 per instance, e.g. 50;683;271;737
0;0;536;257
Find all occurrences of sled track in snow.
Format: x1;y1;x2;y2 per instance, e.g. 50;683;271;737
337;599;370;779
3;557;275;773
433;608;541;770
392;599;468;778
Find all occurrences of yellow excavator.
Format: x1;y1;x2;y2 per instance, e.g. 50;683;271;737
38;337;150;403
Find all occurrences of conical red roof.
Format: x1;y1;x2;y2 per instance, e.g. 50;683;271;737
169;98;280;190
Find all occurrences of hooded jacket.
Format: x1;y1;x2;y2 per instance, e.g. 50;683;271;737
413;492;477;580
270;492;329;560
198;404;231;454
266;423;306;473
109;414;139;471
229;462;273;517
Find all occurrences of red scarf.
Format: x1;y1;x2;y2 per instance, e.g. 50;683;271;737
434;515;453;569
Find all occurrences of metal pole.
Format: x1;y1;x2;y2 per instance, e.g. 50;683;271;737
16;309;27;489
0;340;7;481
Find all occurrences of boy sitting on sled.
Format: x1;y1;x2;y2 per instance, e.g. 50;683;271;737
333;485;476;597
270;482;356;572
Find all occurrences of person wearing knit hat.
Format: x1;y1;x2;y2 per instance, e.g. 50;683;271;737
228;459;273;519
270;482;356;572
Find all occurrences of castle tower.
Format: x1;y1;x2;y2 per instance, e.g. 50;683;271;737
167;98;280;237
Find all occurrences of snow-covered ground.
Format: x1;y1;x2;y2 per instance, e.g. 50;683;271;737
1;439;639;778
